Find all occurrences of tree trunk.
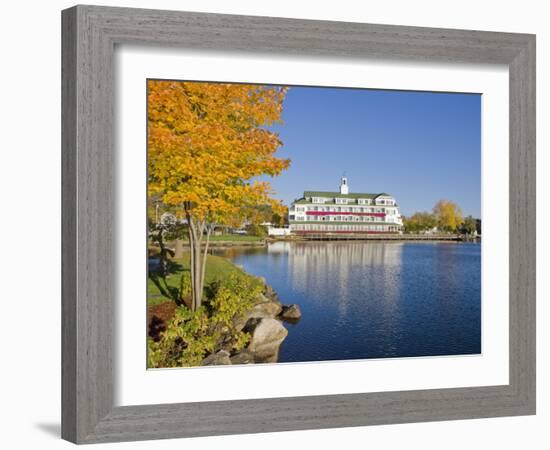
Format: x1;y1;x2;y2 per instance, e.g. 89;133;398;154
186;214;210;311
200;227;213;297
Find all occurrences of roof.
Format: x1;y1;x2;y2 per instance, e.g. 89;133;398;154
303;191;391;199
289;220;398;226
293;199;398;206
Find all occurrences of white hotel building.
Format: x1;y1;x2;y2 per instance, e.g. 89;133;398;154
288;177;403;234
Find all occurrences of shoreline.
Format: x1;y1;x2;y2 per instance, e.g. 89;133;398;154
147;253;300;367
165;234;480;252
207;234;480;247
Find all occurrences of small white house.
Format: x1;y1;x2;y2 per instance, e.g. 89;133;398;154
268;227;291;237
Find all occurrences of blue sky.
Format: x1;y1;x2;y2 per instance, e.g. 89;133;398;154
266;86;481;218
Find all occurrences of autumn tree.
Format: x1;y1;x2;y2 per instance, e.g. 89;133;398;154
433;200;463;232
241;203;289;228
148;81;290;310
403;212;436;233
271;205;289;227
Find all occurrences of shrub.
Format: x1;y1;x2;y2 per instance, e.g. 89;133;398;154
178;271;192;300
148;272;263;367
245;223;267;237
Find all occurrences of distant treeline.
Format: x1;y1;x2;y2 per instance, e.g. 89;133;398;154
403;200;480;234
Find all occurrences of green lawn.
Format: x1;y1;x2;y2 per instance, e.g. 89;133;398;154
208;234;264;242
148;253;261;306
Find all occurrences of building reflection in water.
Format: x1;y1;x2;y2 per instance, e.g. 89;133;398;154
216;241;480;362
268;241;403;318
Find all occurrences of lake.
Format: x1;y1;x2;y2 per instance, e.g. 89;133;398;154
213;241;481;363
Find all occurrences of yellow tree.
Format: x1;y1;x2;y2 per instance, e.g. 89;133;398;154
272;205;289;227
433;200;463;232
148;80;290;310
403;211;436;233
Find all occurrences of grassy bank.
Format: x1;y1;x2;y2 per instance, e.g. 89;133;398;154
148;253;261;307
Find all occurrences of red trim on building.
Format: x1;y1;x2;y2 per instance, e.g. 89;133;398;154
306;211;386;217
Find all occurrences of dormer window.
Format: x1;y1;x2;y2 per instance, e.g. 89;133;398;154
312;197;327;204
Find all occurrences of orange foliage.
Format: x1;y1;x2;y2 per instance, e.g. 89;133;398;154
147;80;290;225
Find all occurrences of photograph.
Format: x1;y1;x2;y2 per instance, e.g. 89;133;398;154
146;79;482;368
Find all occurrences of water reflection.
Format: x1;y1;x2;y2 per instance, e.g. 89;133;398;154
274;242;403;318
214;242;481;362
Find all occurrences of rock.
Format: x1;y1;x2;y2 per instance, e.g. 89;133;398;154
279;304;302;321
245;318;288;345
230;350;255;365
257;351;280;364
245;318;288;362
248;301;283;319
263;285;279;301
254;293;271;305
233;298;283;331
202;350;232;366
233;315;248;332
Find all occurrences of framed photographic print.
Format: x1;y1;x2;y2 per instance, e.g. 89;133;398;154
62;5;536;444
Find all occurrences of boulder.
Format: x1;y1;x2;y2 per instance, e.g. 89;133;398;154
279;304;302;321
234;299;283;331
248;301;283;319
257;351;280;364
230;350;255;365
202;350;232;366
233;315;248;332
254;293;271;305
245;318;288;362
263;285;279;301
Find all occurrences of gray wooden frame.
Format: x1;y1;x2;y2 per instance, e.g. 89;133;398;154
61;4;536;444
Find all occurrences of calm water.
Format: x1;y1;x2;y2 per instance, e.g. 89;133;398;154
214;241;481;363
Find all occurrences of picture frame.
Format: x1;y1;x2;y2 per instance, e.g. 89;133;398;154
61;4;536;444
